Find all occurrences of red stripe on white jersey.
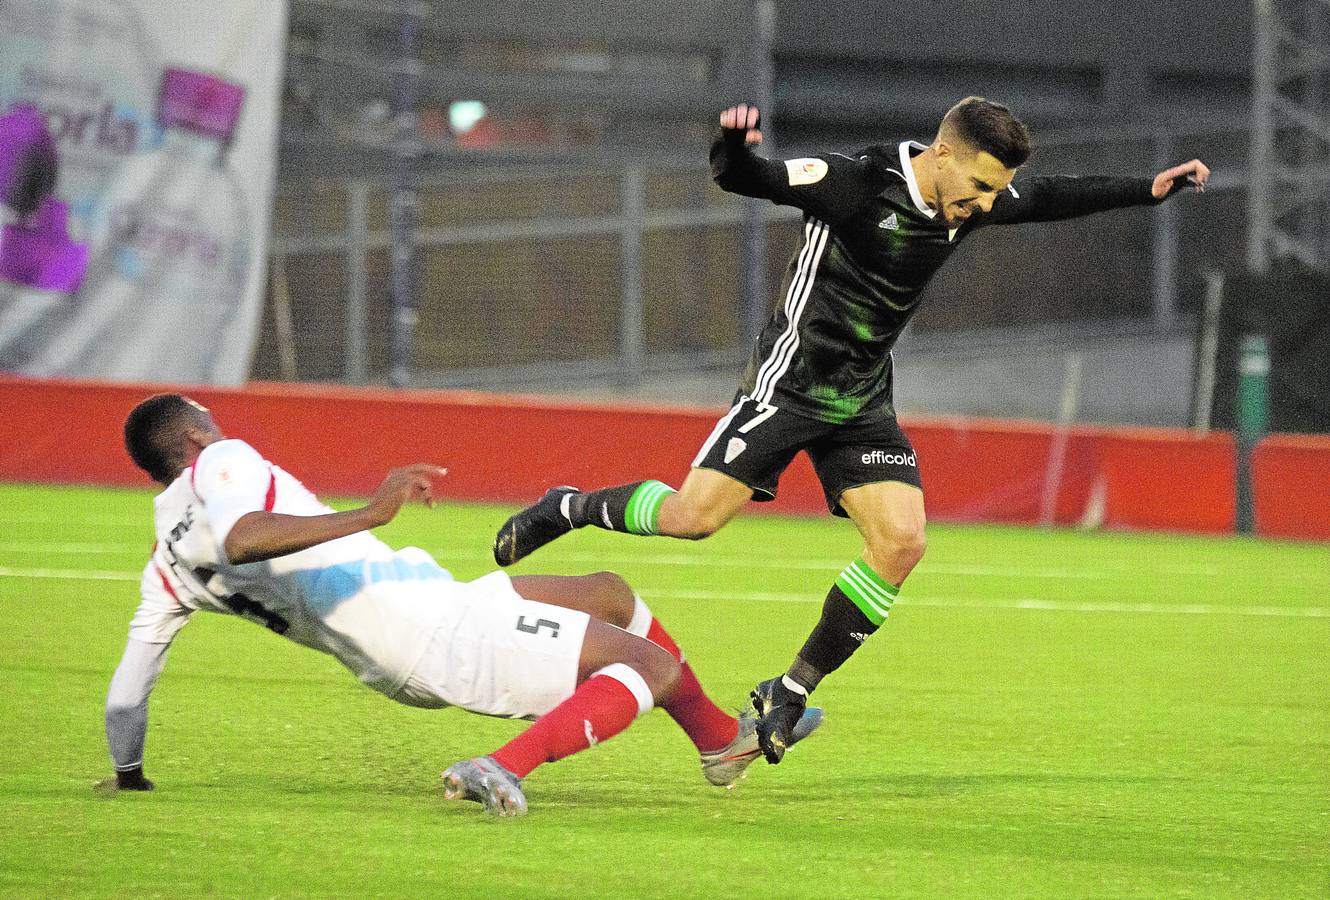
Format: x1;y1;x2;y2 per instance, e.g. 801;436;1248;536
264;468;277;511
154;562;181;605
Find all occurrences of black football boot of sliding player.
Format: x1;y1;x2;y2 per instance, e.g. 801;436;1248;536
493;486;580;566
750;676;809;764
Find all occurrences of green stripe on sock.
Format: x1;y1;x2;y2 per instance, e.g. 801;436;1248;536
624;481;675;535
835;559;899;626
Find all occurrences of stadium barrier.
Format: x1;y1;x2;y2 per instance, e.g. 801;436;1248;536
1252;435;1330;541
1;375;1326;540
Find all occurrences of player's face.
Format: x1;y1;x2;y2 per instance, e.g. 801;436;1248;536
933;144;1016;227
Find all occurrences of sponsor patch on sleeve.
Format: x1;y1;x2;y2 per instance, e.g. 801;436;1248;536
784;157;829;186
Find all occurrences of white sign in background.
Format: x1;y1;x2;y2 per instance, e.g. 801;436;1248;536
0;0;287;385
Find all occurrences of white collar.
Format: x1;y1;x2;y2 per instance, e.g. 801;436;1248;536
897;140;937;218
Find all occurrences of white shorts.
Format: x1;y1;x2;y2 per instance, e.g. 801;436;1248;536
394;571;591;719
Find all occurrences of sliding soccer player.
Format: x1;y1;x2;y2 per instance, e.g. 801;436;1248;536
102;394;820;817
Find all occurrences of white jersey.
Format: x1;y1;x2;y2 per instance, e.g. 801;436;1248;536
134;439;457;697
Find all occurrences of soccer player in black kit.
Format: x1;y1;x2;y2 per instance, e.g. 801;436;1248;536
494;97;1210;765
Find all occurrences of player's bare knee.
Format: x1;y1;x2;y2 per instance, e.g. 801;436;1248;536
585;571;635;627
868;524;926;578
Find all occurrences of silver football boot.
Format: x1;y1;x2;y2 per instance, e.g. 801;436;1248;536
441;756;529;817
699;707;825;788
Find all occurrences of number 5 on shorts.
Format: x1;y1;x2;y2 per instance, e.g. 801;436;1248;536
738;402;777;434
517;616;561;638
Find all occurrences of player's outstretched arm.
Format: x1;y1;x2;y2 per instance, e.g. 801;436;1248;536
981;158;1211;227
98;637;170;794
222;464;447;565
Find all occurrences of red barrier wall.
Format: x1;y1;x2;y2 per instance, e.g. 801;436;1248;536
1099;429;1237;534
1253;435;1330;540
1;375;1325;539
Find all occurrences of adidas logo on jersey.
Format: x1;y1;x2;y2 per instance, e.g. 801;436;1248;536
724;437;747;464
878;213;899;230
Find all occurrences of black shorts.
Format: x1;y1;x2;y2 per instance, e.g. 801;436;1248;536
692;394;922;517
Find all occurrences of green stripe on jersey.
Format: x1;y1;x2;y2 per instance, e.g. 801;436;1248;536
623;481;675;535
835;559;899;626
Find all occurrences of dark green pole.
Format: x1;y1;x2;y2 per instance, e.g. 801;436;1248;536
1235;334;1270;534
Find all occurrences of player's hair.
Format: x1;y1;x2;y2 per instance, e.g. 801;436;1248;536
124;393;209;484
940;96;1030;168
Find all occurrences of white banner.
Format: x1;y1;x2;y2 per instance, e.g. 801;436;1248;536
0;0;287;384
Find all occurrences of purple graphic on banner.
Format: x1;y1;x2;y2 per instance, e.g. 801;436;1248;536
158;68;245;143
0;104;88;293
0;198;89;292
0;104;57;216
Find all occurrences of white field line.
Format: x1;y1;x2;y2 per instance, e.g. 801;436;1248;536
646;588;1330;619
0;542;1240;580
1;565;1326;619
0;566;138;582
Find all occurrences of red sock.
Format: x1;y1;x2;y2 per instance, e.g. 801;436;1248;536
647;619;739;753
491;671;643;778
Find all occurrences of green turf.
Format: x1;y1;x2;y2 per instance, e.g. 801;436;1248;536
1;481;1327;898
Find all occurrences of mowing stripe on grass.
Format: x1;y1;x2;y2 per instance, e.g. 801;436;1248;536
3;565;1327;618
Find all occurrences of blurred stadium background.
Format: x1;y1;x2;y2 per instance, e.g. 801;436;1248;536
2;0;1326;537
254;0;1309;428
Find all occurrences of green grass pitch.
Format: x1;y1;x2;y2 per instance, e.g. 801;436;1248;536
1;481;1327;898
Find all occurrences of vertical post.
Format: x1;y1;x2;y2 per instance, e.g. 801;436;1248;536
1039;351;1084;527
1247;0;1276;274
1304;0;1329;264
1151;133;1178;330
620;162;646;388
1191;268;1225;433
345;179;369;384
387;5;420;388
739;0;776;343
1235;334;1270;534
270;250;299;381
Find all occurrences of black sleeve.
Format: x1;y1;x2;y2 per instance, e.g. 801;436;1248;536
974;174;1163;229
709;129;883;223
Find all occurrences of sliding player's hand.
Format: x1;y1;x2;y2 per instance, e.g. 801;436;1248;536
1152;159;1210;198
366;464;448;526
720;103;763;147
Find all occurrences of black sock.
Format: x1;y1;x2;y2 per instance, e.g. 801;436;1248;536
567;482;647;531
785;584;880;694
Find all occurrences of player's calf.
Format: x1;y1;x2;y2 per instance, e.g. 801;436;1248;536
656;500;731;541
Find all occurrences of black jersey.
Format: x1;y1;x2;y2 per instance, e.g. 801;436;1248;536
711;132;1166;424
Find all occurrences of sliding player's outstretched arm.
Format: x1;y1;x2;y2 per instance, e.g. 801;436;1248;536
979;159;1210;227
98;564;192;794
221;462;447;564
101;638;170;792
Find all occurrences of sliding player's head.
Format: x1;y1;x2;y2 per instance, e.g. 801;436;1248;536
927;96;1029;227
124;394;224;485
